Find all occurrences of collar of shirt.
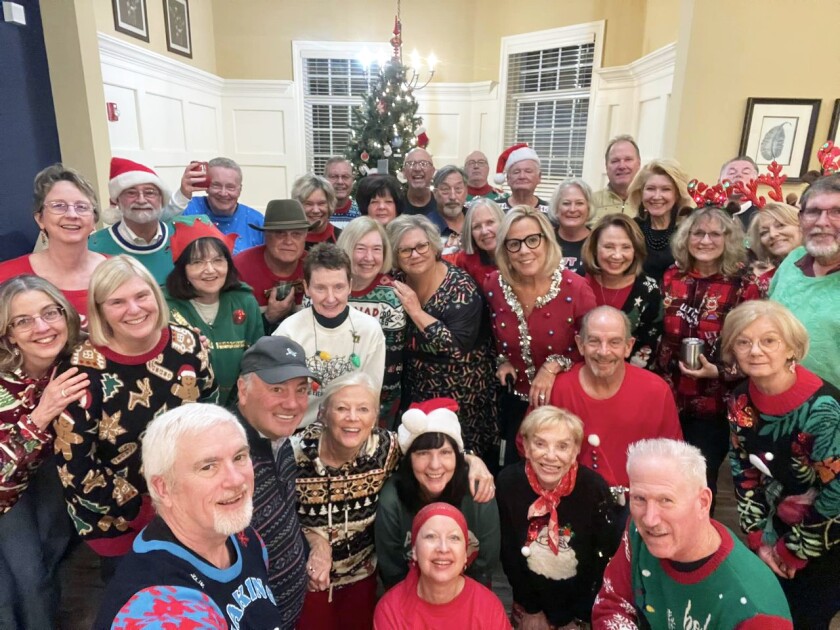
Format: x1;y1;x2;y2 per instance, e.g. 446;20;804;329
116;220;164;246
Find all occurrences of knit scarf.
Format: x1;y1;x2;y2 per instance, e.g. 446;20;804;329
524;460;578;554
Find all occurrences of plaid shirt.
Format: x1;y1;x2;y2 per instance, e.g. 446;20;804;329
656;266;762;417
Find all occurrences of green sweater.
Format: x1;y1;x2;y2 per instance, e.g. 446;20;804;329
165;285;263;406
769;246;840;388
374;475;500;588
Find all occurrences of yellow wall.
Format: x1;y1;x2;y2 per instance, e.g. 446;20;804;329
93;0;217;73
640;0;679;56
210;0;647;82
669;0;839;183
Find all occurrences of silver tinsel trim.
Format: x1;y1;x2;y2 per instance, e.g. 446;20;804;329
498;265;564;384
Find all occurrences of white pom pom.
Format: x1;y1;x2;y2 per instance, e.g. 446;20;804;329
520;545;531;558
415;126;426;136
401;408;429;434
493;173;506;185
765;452;774;461
588;434;601;447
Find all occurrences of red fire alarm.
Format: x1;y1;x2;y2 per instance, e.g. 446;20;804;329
106;102;120;122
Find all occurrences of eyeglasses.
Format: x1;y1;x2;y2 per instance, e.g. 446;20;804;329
504;232;543;253
465;160;488;168
732;336;783;355
186;256;228;269
121;188;161;201
328;174;354;182
397;241;431;259
43;201;94;216
405;160;433;170
800;207;840;223
689;230;725;241
208;183;242;194
8;306;65;332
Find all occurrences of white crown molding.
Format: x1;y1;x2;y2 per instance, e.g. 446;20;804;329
221;80;296;100
98;33;224;95
418;81;498;101
598;42;676;88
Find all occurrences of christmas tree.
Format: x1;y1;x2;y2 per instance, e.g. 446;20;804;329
345;17;428;181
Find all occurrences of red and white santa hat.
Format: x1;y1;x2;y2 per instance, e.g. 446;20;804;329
108;157;170;203
493;143;540;185
398;397;463;452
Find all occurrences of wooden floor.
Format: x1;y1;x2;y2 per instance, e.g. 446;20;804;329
56;459;838;629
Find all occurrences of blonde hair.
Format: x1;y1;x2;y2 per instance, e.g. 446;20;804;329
519;405;584;446
671;207;746;276
746;202;801;263
461;198;504;255
720;300;809;364
495;206;562;286
336;216;393;276
550;178;593;224
627;159;693;221
87;255;169;346
291;173;337;217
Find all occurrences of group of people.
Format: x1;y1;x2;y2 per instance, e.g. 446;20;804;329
0;134;837;629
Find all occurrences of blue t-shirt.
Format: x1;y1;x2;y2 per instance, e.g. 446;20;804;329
183;197;265;255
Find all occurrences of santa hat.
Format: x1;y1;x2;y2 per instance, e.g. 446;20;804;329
108;157;170;203
398;397;463;453
411;502;469;549
170;217;238;262
178;366;196;379
493;143;540;185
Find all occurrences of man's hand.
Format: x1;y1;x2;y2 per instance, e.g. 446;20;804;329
465;454;495;503
265;288;296;325
180;163;209;199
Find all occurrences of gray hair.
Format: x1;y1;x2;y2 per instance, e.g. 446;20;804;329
461;198;504;255
208;157;243;181
627;438;707;491
800;173;840;214
318;371;380;419
386;214;443;268
32;163;100;221
719;155;758;179
142;403;246;508
432;165;467;188
323;156;351;175
579;305;632;341
550;178;593;222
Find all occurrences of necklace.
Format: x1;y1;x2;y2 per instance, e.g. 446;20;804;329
312;309;361;367
640;220;675;251
594;279;629;310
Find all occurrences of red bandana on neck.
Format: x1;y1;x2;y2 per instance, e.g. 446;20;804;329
524;460;578;554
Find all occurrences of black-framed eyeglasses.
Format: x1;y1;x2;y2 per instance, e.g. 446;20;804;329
397;241;431;259
8;306;65;333
504;233;543;253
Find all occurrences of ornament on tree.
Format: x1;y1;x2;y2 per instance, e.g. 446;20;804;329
396;171;407;184
360;165;370;176
392;136;403;148
360;151;370;162
376;100;387;114
415;126;429;149
383;145;393;157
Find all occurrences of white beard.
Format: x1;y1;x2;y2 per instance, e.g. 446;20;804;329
213;496;253;536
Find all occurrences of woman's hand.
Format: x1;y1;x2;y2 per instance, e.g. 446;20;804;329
30;367;90;431
496;361;517;387
679;354;719;380
519;610;552;630
464;454;495;503
392;280;422;316
304;531;332;591
529;364;558;408
758;544;795;579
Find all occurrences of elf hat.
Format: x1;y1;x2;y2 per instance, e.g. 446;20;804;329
108;157;170;203
170;217;238;263
398;397;464;453
493;143;540;185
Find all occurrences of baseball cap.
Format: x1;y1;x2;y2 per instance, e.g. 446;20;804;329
240;336;319;384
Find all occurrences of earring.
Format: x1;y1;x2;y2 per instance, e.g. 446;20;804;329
788;358;796;373
40;231;47;245
12;346;20;357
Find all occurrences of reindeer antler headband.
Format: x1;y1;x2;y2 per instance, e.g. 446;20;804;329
687;179;729;207
726;161;787;209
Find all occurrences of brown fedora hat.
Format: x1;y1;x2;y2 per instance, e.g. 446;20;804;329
250;199;317;232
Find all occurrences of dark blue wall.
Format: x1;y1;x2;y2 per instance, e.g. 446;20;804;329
0;0;61;260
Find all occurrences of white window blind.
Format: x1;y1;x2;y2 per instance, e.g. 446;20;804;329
302;57;381;174
502;42;595;199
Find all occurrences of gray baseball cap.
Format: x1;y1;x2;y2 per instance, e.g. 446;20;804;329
240;336;319;384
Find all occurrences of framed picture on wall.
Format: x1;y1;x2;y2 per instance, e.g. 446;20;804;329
164;0;192;58
112;0;149;42
738;97;821;182
829;99;840;145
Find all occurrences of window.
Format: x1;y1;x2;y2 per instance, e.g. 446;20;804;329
501;25;601;199
301;55;381;175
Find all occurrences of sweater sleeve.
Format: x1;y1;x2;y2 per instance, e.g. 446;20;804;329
465;496;500;586
591;529;640;629
734;614;793;630
0;408;52;513
244;293;265;347
362;323;386;392
374;480;411;589
110;585;227;629
420;273;486;355
629;276;663;371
